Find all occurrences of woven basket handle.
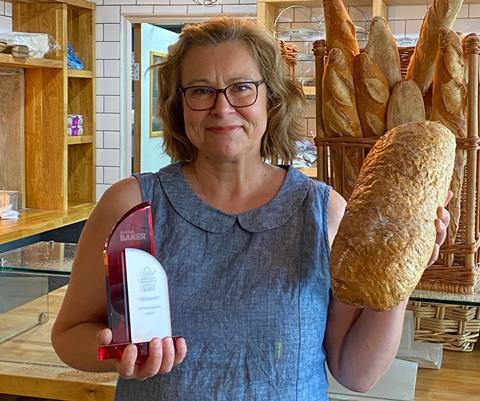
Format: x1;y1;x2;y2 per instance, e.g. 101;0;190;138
313;39;327;180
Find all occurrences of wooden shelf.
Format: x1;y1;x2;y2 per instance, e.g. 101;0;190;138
6;0;97;210
5;0;95;9
0;202;95;245
67;135;93;145
0;53;63;69
68;69;93;79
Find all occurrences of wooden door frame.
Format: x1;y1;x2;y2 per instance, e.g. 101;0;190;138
132;23;141;174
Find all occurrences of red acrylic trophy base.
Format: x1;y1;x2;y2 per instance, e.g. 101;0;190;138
98;342;150;363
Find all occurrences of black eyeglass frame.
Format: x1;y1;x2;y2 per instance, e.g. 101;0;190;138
180;79;266;111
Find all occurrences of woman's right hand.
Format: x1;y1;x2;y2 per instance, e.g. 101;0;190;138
97;328;187;380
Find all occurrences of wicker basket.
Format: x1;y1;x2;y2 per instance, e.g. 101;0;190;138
312;35;480;295
407;301;480;352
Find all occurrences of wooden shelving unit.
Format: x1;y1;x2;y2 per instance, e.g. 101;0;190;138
0;0;96;214
67;135;93;145
68;69;94;78
0;53;63;69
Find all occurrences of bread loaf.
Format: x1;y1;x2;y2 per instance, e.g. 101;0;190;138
365;16;402;89
323;49;362;138
431;29;467;246
322;0;359;65
386;80;426;130
322;48;362;198
353;53;390;138
330;121;456;311
405;0;463;94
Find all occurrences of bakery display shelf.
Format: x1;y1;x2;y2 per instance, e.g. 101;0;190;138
0;53;63;69
68;69;93;78
67;135;93;145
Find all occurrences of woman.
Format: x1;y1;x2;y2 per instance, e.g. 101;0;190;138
52;17;450;400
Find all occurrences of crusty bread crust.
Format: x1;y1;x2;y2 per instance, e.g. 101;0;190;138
353;53;390;138
405;0;463;94
330;121;456;310
431;29;467;245
365;16;402;89
322;48;362;198
386;80;426;130
322;0;359;66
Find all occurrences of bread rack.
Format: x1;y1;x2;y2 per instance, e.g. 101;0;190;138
313;34;480;296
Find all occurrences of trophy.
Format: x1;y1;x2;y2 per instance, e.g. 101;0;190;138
97;202;171;362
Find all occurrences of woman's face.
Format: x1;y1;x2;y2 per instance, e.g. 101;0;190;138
180;41;268;163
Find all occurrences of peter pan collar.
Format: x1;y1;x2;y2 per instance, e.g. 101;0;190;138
158;162;310;233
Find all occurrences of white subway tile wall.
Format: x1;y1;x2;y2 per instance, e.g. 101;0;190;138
0;1;12;32
104;166;121;184
2;1;480;199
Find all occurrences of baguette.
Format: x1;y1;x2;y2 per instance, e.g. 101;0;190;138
322;48;362;198
365;16;402;89
405;0;463;94
386;80;426;130
353;53;390;138
322;0;359;65
330;121;456;311
431;29;467;246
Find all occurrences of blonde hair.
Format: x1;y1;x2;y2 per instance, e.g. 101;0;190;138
156;16;305;162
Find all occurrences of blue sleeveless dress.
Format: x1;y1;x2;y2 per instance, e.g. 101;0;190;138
114;162;332;401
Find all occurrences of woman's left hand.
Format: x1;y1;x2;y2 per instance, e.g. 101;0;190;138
426;190;453;267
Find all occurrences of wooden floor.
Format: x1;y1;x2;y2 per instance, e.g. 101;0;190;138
415;344;480;401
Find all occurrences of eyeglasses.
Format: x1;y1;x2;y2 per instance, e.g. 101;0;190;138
180;80;266;111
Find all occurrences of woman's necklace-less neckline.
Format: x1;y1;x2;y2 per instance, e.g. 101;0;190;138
187;163;281;214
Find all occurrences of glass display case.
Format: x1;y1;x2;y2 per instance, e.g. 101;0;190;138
0;241;75;366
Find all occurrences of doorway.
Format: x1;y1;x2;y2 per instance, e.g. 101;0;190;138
132;23;180;174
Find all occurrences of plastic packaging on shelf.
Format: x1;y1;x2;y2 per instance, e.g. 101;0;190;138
67;126;84;136
67;42;84;69
292;139;317;168
67;114;84;136
0;32;60;58
68;114;84;127
0;190;18;212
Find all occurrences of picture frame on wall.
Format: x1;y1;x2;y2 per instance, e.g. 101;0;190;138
150;50;166;138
